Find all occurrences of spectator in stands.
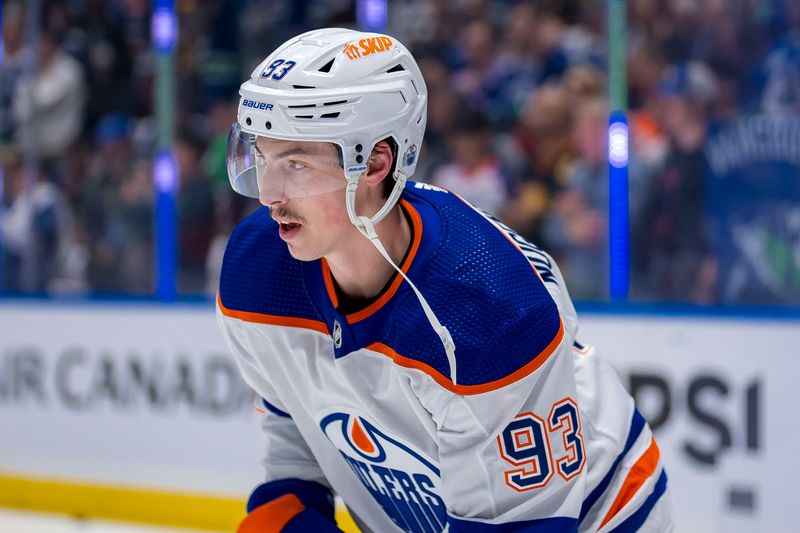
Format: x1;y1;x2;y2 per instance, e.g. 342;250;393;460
117;160;155;293
501;83;575;244
386;0;441;52
81;113;136;291
432;108;510;216
176;130;216;294
627;40;671;174
1;2;26;143
413;56;458;181
11;27;87;168
465;3;540;126
451;20;500;112
563;64;606;101
80;1;137;131
1;155;30;290
526;9;569;83
758;11;800;116
633;62;719;303
0;152;77;292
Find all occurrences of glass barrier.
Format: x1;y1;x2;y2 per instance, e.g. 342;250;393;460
1;0;798;306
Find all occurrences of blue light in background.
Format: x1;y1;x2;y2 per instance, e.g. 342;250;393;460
357;0;388;32
154;150;178;194
608;120;629;168
154;150;177;300
608;111;629;301
152;2;177;53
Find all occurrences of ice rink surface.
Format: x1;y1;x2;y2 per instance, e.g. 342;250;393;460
0;509;214;533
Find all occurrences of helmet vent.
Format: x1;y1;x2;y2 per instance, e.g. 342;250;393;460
323;100;348;106
293;84;316;89
318;58;335;73
295;115;314;119
387;64;405;73
320;112;340;119
288;103;316;109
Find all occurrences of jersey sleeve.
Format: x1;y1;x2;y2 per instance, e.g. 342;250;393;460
216;303;331;489
414;307;584;531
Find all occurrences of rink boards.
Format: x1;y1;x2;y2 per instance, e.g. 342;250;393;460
0;300;797;532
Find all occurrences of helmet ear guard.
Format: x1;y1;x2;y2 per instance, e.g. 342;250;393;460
340;134;374;181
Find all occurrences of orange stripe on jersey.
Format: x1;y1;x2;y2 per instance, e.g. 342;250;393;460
236;493;305;533
366;319;564;395
320;258;339;309
599;436;661;529
217;293;330;335
345;199;423;325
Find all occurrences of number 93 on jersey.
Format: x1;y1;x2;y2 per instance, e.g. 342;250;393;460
496;397;586;491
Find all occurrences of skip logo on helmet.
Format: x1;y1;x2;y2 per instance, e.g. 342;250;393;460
343;36;394;60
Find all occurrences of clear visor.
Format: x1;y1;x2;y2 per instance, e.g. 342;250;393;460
226;122;347;200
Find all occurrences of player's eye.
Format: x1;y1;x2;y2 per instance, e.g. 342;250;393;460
288;160;306;170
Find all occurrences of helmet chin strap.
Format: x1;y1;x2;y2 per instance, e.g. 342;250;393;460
345;173;458;385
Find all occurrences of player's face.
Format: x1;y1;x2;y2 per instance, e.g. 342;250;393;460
255;136;354;261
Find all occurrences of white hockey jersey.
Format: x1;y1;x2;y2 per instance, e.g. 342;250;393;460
217;181;670;532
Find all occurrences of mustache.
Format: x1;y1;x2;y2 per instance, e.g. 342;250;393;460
270;206;306;225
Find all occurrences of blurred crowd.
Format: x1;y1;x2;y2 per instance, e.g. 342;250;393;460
1;0;799;304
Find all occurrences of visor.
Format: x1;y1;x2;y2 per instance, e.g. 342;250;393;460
226;122;347;200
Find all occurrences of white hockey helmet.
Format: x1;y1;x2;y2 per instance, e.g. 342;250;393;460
227;27;428;227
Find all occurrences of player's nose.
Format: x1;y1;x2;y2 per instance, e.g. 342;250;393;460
258;178;288;207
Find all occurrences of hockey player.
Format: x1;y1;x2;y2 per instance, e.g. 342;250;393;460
218;28;671;532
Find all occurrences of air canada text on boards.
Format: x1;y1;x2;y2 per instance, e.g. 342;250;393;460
0;346;254;416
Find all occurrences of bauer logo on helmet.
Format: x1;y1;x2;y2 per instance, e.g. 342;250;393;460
242;99;273;111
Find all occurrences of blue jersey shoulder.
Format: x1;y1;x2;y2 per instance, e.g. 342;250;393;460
387;184;563;388
218;207;321;322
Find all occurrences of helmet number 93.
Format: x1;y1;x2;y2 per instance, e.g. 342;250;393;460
261;59;297;81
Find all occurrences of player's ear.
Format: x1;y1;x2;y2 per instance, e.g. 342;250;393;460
362;140;393;190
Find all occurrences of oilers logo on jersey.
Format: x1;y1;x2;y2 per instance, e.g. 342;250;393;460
319;411;446;532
